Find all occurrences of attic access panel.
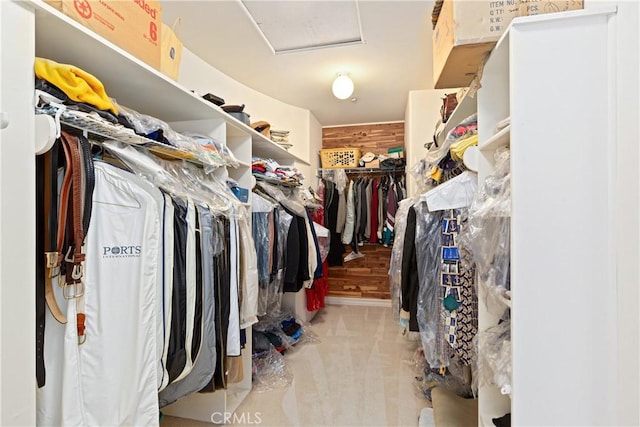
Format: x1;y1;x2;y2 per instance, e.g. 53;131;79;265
241;0;363;53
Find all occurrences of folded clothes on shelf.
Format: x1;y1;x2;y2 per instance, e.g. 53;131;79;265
252;157;304;186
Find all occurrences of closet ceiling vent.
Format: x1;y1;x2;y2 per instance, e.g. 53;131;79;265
240;0;364;54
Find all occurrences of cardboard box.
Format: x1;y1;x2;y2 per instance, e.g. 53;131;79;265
517;0;584;16
364;159;380;168
433;0;583;89
161;19;183;80
46;0;162;70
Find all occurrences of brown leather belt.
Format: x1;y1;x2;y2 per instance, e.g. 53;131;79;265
43;131;92;344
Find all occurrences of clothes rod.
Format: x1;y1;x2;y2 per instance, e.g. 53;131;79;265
317;167;406;175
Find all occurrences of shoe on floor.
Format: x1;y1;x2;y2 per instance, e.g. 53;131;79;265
344;251;365;262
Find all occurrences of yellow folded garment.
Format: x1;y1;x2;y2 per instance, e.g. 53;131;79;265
35;57;118;115
450;133;478;161
430;165;443;182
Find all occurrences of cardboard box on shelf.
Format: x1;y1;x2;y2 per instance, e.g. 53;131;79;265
433;0;583;89
365;159;380;169
160;19;183;80
517;0;584;16
45;0;162;70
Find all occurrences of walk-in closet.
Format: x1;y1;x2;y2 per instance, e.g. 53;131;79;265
0;1;638;426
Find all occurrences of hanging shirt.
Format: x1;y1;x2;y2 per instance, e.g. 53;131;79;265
383;181;398;247
342;180;355;245
238;213;259;329
377;178;385;240
336;189;346;233
370;179;379;243
227;218;241;356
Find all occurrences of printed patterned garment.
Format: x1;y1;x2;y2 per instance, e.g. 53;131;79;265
440;210;478;365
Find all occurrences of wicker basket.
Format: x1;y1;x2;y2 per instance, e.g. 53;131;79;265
320;148;361;168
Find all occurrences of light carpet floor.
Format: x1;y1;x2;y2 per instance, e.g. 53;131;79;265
162;304;428;426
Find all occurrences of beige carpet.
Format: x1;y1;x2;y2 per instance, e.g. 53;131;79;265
162;304;428;426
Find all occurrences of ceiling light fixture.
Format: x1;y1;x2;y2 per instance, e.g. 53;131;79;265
332;73;354;100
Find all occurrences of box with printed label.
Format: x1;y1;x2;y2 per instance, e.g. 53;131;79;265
45;0;162;70
433;0;583;89
517;0;584;16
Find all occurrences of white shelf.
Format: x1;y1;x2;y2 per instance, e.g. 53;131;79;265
251;139;309;165
436;89;478;146
30;0;308;167
479;125;510;151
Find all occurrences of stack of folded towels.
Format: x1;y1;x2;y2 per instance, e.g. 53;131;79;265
270;129;291;150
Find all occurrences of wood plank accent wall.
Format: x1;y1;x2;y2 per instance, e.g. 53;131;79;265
328;245;393;299
322;122;405;154
322;122;404;300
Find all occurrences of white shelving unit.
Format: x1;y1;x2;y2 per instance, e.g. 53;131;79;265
434;89;478;148
477;7;622;426
22;0;311;423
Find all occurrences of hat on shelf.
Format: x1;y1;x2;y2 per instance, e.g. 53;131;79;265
251;121;271;137
359;151;377;166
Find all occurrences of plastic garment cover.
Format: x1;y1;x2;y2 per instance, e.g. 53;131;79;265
389;196;418;320
253;311;320;351
414;202;449;369
474;316;512;396
409;158;433;195
256;181;307;218
252;212;271;317
462;148;511;311
251;346;293;393
270;207;294;315
313;222;330;262
414;172;478;373
251;193;292;317
183;132;239;168
115;103;226;172
320;168;348;193
238;213;259;329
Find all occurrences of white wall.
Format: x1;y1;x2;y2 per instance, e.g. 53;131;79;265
611;1;639;424
177;48;312;168
307;112;323;187
404;89;448;196
0;1;36;425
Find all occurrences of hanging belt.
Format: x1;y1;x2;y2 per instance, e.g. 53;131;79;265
43;131;93;344
43;137;69;324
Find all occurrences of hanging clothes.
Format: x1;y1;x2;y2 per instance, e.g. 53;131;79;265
37;162;163;426
405;172;479;371
158;204;217;407
341;180;356;247
325;180;345;266
369;179;379;243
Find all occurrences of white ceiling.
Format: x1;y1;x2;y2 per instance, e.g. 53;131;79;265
161;0;436;127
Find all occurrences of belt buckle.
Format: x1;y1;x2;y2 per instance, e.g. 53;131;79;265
45;252;61;278
63;280;84;300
